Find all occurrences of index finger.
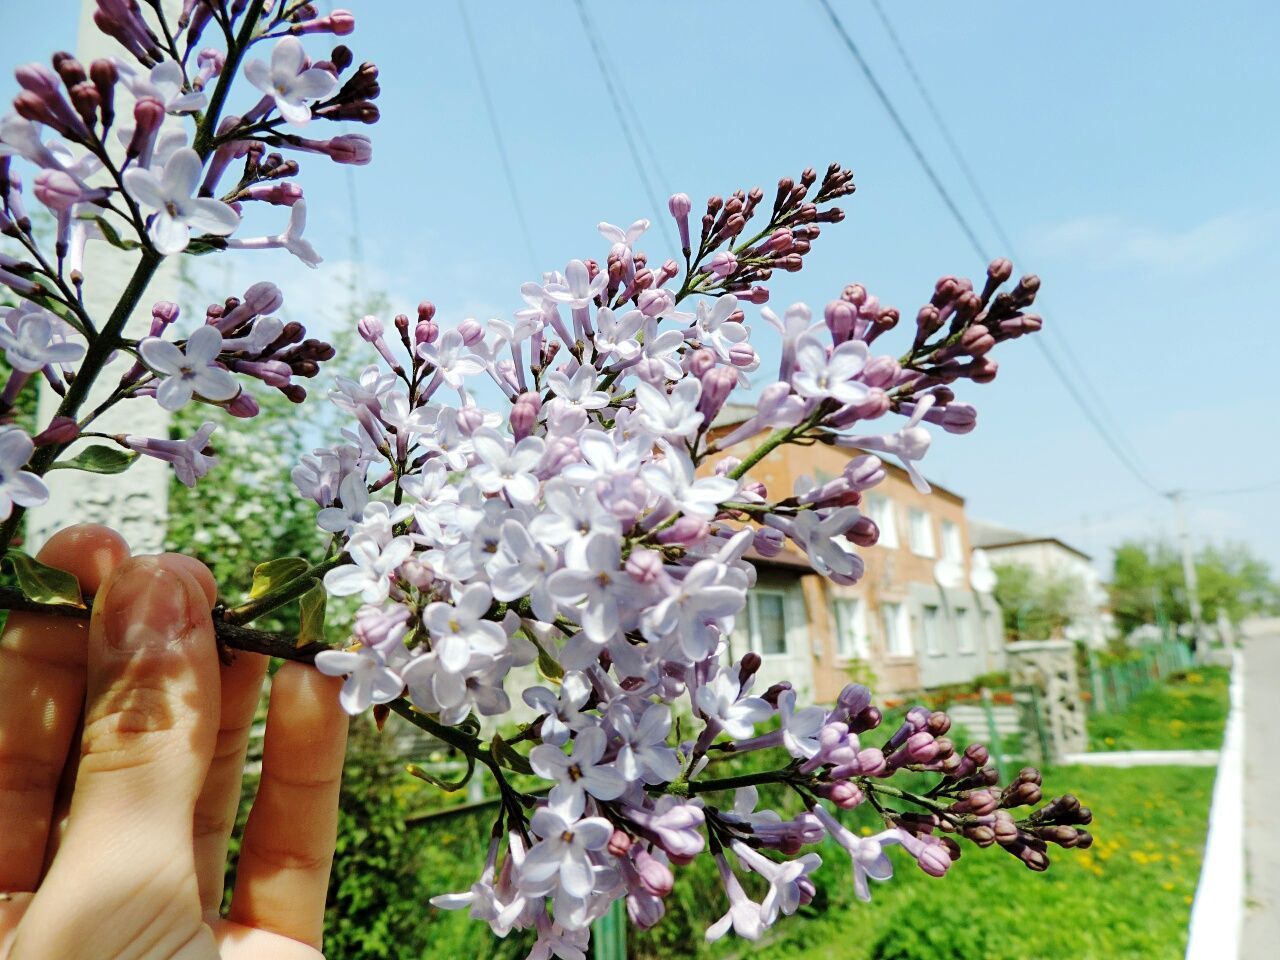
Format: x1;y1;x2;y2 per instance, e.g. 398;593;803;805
0;524;129;892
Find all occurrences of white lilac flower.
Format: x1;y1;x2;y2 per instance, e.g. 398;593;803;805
641;443;737;520
417;329;486;391
314;646;403;715
544;532;631;644
122;147;240;255
528;481;621;563
489;520;558;621
0;304;84;372
813;805;897;902
138;325;239;410
791;334;870;405
244;36;337;124
773;507;864;580
323;534;414;603
837;394;936;493
422;582;508;672
520;805;614;901
695;295;750;363
118;60;207;114
634;378;703;440
589;306;643;363
529;725;626;818
544;259;607;310
705;855;765;942
544;363;609;412
558;432;645;488
731;841;821;925
225;199;322;267
640;557;744;660
314;470;369;534
609;702;682;784
695;668;771;740
470;428;545;504
124;421;218;487
0;428;48;519
523;672;592;747
777;688;826;759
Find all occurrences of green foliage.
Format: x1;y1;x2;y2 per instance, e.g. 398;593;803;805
48;444;139;474
992;562;1084;640
5;549;84;606
324;719;429;959
1110;539;1280;634
1089;666;1229;752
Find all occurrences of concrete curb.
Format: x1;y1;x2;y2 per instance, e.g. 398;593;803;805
1185;650;1244;960
1059;750;1219;767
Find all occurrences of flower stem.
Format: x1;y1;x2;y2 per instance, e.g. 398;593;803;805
219;553;346;626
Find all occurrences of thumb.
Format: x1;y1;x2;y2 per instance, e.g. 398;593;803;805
16;556;220;959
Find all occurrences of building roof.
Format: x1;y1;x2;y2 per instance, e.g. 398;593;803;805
968;518;1092;562
709;403;965;503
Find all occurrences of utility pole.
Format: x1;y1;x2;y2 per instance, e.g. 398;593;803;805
1167;490;1204;653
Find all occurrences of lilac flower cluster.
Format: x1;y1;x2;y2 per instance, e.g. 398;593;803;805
296;165;1077;955
0;1;377;521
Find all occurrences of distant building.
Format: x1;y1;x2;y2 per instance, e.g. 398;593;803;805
968;520;1111;648
709;410;1006;702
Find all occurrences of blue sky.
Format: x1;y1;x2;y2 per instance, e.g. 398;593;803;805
4;0;1279;572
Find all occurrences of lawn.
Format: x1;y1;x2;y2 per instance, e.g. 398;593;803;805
388;667;1232;959
1088;666;1230;752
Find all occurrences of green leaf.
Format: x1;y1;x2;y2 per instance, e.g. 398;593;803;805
249;557;309;599
84;215;139;251
405;752;476;793
49;444;140;475
297;579;326;647
6;550;84;608
491;734;534;776
532;637;564;681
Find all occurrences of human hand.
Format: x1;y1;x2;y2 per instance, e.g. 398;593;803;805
0;525;350;959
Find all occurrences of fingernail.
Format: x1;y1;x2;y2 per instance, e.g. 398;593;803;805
104;558;200;653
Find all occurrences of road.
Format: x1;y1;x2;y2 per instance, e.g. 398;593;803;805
1243;625;1280;958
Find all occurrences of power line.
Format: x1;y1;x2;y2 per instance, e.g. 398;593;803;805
864;0;1147;473
456;0;541;275
570;0;678;251
815;0;1161;494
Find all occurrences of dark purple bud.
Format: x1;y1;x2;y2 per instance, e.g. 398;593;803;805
33;416;79;446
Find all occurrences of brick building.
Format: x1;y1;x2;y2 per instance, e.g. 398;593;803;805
710;410;1006;703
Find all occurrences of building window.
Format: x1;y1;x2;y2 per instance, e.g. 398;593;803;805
749;590;789;656
832;597;869;660
983;609;1000;651
922;604;944;656
882;601;912;657
908;508;935;557
867;495;898;548
956;607;976;654
941;520;964;564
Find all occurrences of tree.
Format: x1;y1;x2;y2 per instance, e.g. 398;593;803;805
1109;539;1280;636
992;562;1084;641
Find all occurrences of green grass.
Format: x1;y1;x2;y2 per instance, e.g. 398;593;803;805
1088;667;1230;752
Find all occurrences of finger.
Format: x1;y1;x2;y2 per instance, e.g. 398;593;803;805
0;524;129;892
194;648;267;915
228;663;348;949
41;553;218;871
16;557;219;958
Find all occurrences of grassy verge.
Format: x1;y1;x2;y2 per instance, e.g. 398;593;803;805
1089;666;1230;752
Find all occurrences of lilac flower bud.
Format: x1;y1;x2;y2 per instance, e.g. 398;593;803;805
89;59;116;127
608;829;633;858
455;406;486;435
33;416;79;446
820;780;864;809
951;788;998;816
456;319;483;346
993;810;1019;845
697;366;736;424
415;304;439;344
655;516;709;547
728;341;757;368
959;323;995;357
843;514;879;548
32;170;88;212
753;525;785;557
738;653;762;685
824;299;858;344
241;181;304;205
686;348;716;378
668;192;692;251
625;546;663;585
290;8;356;34
226;392;260;419
509;390;541;441
987;257;1014;284
706;251;737;279
357;314;384;342
632;848;674;897
126;97;165;162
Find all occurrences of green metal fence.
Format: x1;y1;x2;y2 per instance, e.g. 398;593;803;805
1084;639;1194;715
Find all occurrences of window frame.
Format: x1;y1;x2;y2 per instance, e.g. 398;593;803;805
748;588;790;658
908;508;935;557
867;494;898;548
956;606;977;655
881;600;912;657
832;596;869;660
941;519;964;564
922;603;945;657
